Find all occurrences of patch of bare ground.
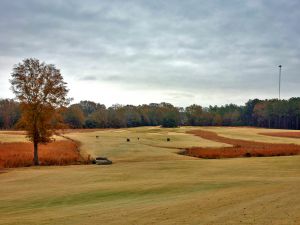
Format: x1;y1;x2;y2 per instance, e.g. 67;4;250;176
186;130;300;158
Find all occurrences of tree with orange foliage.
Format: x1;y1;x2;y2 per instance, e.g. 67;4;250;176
10;58;71;165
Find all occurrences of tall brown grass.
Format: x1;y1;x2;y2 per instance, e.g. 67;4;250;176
0;141;85;168
259;132;300;139
186;130;300;159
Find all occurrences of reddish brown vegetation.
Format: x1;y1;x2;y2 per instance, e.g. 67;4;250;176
259;132;300;139
185;130;300;159
0;140;85;168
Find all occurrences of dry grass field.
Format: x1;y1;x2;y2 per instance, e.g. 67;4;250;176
199;127;300;145
260;132;300;139
0;141;83;168
0;132;84;168
0;127;300;225
186;129;300;158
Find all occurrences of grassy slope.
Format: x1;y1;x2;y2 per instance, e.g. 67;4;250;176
65;126;229;162
0;127;300;225
0;131;65;143
201;126;300;145
0;132;29;143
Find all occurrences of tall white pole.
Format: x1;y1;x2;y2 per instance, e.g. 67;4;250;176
279;65;282;100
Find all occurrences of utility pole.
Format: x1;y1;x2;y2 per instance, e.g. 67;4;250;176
278;65;282;100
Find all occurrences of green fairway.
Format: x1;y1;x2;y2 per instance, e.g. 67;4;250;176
1;127;300;225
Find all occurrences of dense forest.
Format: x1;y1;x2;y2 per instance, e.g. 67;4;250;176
1;98;300;130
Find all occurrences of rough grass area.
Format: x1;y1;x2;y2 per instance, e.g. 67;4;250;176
0;141;84;168
186;129;300;158
198;126;300;145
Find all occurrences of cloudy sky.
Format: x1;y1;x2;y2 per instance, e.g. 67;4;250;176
0;0;299;107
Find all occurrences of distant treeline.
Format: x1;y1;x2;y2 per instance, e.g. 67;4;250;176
1;98;300;130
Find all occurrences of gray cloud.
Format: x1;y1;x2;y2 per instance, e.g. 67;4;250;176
79;75;97;81
0;0;299;106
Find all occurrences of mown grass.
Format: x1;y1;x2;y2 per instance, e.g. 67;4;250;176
0;131;64;143
1;127;300;225
1;156;300;225
0;132;29;143
64;126;229;162
2;180;242;213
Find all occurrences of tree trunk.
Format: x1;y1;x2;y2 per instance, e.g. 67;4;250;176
33;141;39;166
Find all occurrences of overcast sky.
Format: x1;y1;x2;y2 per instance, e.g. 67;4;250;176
0;0;299;107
